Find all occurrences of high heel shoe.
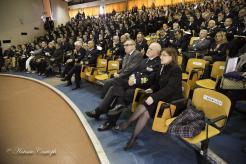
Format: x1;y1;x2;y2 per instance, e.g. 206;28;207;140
113;122;129;132
124;136;137;151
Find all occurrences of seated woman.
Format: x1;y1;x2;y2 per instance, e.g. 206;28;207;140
203;31;228;63
116;47;183;150
203;31;228;78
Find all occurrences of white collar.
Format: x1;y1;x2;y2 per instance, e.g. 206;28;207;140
129;49;135;55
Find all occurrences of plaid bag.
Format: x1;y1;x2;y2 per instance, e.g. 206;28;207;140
168;105;205;138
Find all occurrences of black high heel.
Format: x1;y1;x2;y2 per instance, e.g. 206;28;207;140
124;136;137;151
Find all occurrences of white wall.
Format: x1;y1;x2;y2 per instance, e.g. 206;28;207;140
0;0;69;50
50;0;70;26
68;0;126;9
0;0;45;49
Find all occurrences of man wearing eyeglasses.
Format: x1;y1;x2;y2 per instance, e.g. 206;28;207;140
101;39;143;98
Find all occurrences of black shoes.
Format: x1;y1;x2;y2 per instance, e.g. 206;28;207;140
108;104;126;115
72;86;80;90
65;81;72;87
61;77;67;81
85;110;100;120
98;122;114;131
124;136;137;151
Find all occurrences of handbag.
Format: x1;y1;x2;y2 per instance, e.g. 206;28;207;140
168;105;205;138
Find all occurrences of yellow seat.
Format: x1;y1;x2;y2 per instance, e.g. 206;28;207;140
183;125;220;144
95;60;119;81
80;66;91;79
152;81;190;133
131;88;149;112
166;117;176;126
196;61;225;90
189;37;199;46
177;55;182;67
183;58;206;89
182;73;188;80
106;49;112;58
165;88;231;159
86;58;107;83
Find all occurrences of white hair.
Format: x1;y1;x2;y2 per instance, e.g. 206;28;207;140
74;41;82;47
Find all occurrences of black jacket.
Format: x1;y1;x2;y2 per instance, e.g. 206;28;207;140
83;49;98;66
134;57;161;89
74;47;86;63
208;42;228;62
150;64;183;103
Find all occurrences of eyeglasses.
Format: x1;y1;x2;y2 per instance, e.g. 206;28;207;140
123;44;134;47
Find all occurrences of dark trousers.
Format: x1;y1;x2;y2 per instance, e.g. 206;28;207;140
37;60;47;74
66;63;81;87
18;58;27;71
96;86;116;114
106;88;136;125
61;62;74;77
97;78;130;113
101;78;116;98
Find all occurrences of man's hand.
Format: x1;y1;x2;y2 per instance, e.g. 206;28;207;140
66;59;73;63
114;73;119;78
145;88;153;94
145;96;154;105
128;78;135;86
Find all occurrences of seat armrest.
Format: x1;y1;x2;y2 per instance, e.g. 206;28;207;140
205;115;227;130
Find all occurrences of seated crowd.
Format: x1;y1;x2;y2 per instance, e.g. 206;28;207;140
0;0;245;151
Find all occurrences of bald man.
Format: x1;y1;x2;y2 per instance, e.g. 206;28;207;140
86;42;162;131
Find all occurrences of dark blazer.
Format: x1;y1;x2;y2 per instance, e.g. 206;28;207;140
150;64;183;103
136;41;148;57
170;35;189;52
191;38;211;56
83;49;98;66
134;57;161;89
221;26;236;41
208;42;228;62
119;49;143;78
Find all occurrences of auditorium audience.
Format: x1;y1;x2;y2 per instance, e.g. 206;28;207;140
0;0;245;153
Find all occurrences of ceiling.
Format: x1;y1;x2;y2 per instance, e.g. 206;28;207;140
64;0;99;6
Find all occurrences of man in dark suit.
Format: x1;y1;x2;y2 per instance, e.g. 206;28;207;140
101;39;143;98
222;18;236;41
182;29;210;71
61;40;87;90
207;20;219;41
109;36;121;59
136;33;148;58
170;30;189;53
85;43;162;131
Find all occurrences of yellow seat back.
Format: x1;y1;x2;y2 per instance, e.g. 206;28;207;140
106;49;112;57
186;58;206;89
189;37;199;46
192;88;231;127
107;60;119;73
210;61;225;79
186;58;206;73
178;55;183;67
182;81;190;99
97;58;107;72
